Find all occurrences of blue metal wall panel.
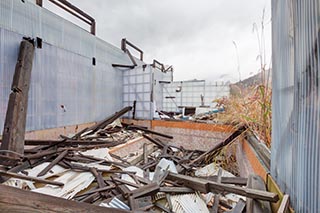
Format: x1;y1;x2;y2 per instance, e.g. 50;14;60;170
0;27;124;131
271;0;320;212
0;0;132;131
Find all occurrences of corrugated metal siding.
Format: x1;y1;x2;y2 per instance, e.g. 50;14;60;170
0;27;125;131
0;0;144;131
271;0;320;212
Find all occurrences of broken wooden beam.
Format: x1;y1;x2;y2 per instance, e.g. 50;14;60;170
0;185;128;212
212;168;222;213
72;106;132;139
142;134;165;149
167;173;279;202
0;39;35;156
200;176;248;186
246;175;272;213
21;139;113;146
230;198;246;213
189;125;247;165
278;194;290;213
159;186;194;193
131;182;160;198
0;154;22;167
0;170;64;186
128;125;173;139
37;150;68;177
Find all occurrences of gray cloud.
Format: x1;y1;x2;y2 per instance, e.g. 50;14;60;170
53;0;271;82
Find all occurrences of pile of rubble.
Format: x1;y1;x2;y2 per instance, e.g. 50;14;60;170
0;107;278;212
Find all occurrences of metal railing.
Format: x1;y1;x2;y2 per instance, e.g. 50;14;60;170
152;59;173;73
121;38;144;61
36;0;96;35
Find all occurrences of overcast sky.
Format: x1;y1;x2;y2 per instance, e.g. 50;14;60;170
45;0;271;83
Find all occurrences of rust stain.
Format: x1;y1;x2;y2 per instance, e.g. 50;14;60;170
242;139;268;181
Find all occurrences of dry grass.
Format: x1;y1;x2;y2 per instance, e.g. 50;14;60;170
215;82;272;147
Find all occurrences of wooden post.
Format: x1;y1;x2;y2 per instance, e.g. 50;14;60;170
0;39;35;156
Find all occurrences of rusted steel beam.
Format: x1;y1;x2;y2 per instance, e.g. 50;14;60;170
126;49;138;66
36;0;43;6
121;38;144;61
0;39;35;156
49;0;94;21
152;59;165;71
48;0;91;24
112;64;135;69
47;0;96;35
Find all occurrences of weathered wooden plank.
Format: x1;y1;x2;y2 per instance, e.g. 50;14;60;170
37;150;68;177
73;106;132;139
167;173;279;202
246;175;272;213
189;125;247;165
113;177;140;188
143;143;148;165
212;168;222;213
0;154;21;166
0;185;129;212
0;170;63;186
230;198;246;213
142;134;165;148
128;125;173;139
131;182;160;198
1;39;35;156
159;186;194;193
22;139;113;146
200;176;248;186
277;194;290;213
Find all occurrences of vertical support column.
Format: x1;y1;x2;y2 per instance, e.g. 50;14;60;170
0;39;35;156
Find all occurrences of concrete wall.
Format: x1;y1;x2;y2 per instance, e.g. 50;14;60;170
152;120;232;151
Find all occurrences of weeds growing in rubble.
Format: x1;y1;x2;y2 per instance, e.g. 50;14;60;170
216;83;272;147
215;8;272;147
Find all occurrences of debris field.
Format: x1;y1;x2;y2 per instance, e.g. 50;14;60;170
0;106;278;212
